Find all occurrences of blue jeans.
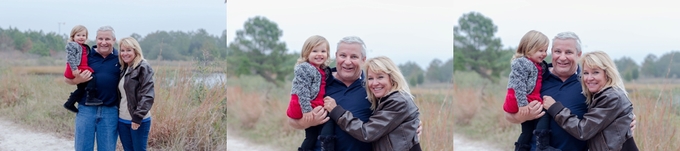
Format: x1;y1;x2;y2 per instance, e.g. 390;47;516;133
118;118;152;151
75;104;119;151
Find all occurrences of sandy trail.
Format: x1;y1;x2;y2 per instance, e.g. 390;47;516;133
0;119;74;151
454;134;503;151
226;130;280;151
0;119;502;151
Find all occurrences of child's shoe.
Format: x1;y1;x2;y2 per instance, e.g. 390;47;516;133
318;135;335;151
63;92;79;113
84;88;103;106
534;129;561;151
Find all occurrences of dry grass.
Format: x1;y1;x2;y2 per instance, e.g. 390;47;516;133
226;75;454;150
453;71;680;150
0;60;227;150
10;66;65;75
7;60;224;76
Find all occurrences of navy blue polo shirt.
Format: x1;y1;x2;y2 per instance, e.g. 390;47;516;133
532;63;587;151
78;46;121;107
315;68;372;151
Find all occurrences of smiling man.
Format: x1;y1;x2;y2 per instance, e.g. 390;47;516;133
65;26;121;151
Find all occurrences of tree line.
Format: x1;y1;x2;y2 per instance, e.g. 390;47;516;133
454;12;680;83
226;16;453;87
0;26;227;62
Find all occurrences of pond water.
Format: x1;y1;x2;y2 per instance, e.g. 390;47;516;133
159;72;226;88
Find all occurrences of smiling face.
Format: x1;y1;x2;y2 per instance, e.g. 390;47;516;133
307;43;328;66
366;70;393;98
73;30;87;44
96;30;116;55
119;44;137;65
528;46;548;63
582;65;607;93
335;42;365;83
551;38;582;80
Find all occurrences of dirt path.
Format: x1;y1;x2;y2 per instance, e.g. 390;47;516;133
0;119;74;151
227;130;280;151
0;119;501;151
454;134;503;151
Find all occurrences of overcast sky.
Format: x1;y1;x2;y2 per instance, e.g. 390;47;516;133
227;0;454;69
453;0;680;65
0;0;225;41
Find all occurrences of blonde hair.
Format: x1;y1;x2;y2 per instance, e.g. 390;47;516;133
363;56;414;110
512;30;549;61
69;25;88;42
579;51;627;105
296;35;330;68
118;37;145;70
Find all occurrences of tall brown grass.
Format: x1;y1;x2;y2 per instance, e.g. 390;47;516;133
0;60;227;150
453;71;680;150
226;76;454;150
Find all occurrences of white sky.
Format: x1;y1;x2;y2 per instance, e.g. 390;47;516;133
453;0;680;65
0;0;226;41
227;0;454;69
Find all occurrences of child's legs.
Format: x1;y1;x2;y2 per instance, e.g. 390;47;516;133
517;118;538;144
85;75;97;91
84;75;103;105
535;110;551;130
68;83;87;102
301;125;322;149
319;117;334;136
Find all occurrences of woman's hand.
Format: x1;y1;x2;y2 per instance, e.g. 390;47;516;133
417;121;423;138
132;122;140;130
542;96;556;110
630;114;636;136
323;96;337;111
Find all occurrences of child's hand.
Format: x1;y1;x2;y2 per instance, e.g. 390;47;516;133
518;106;530;116
302;112;313;123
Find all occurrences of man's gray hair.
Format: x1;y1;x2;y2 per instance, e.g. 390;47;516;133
553;32;582;53
337;36;366;58
97;26;116;39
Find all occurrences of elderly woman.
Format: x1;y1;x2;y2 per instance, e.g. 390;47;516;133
117;37;155;151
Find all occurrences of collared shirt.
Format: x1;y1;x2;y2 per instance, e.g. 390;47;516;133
79;46;121;107
532;63;588;151
315;68;372;151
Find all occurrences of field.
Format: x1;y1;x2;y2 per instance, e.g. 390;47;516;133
453;71;680;150
0;57;228;150
226;75;454;150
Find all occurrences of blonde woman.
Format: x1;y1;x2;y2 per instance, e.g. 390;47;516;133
543;51;638;151
117;37;155;151
324;56;421;151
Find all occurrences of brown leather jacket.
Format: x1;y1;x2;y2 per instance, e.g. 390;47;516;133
118;59;155;124
547;87;635;151
329;91;420;151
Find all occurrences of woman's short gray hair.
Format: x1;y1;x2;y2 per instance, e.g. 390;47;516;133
97;26;116;39
337;36;366;58
553;32;582;53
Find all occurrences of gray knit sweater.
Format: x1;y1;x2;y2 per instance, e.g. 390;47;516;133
291;62;325;113
507;57;542;107
66;42;83;71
